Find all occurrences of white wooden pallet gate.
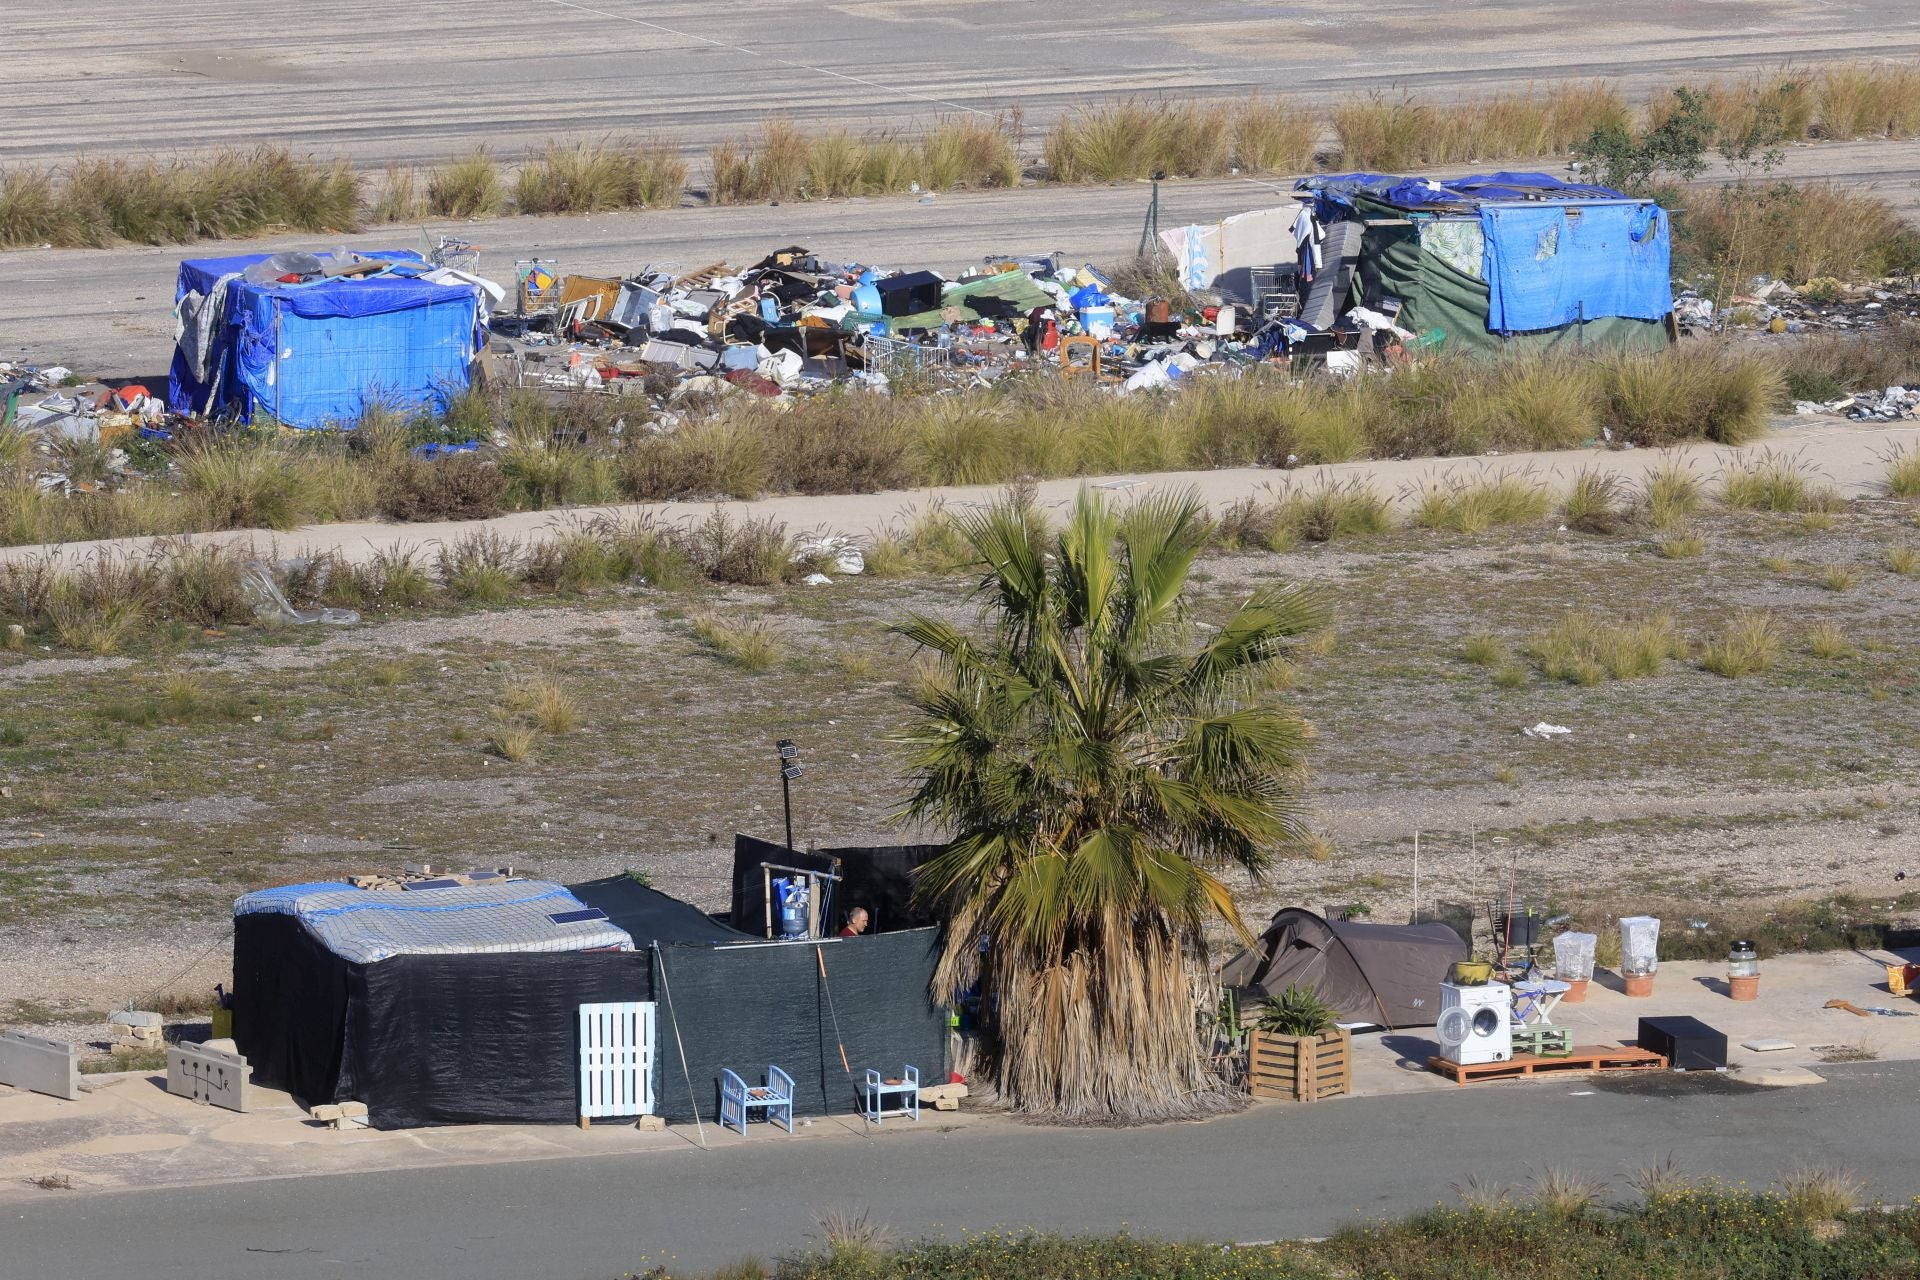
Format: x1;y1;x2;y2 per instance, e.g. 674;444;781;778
578;1001;656;1127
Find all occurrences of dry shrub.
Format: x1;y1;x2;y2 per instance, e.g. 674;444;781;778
920;116;1020;190
378;453;508;522
707;118;811;204
155;542;252;628
513;136;687;214
1230;95;1317;173
55;146;359;245
682;509;793;586
1815;62;1920;139
370;164;424;224
1408;470;1551;532
1331;92;1428;169
48;555;156;654
427;148;504;218
1560;469;1629;534
760;396;914;494
1599;347;1780;447
690;611;779;671
1678;180;1919;284
176;437;310;532
1719;449;1836;512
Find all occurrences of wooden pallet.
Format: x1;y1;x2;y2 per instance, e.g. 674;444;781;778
1427;1044;1667;1086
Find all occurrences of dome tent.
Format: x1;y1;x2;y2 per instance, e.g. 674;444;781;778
1219;907;1466;1029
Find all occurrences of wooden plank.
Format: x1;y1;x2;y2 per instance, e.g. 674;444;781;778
1426;1044;1667;1087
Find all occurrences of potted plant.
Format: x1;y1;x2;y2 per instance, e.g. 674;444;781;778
1620;916;1660;997
1248;985;1350;1102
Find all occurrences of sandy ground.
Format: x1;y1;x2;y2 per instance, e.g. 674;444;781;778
3;2;1916;169
7;138;1920;382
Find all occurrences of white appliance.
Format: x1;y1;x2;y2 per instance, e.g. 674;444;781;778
1437;980;1513;1065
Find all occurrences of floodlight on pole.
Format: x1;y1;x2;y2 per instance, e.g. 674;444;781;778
775;738;801;850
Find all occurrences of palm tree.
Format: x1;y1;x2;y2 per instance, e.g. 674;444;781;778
895;486;1323;1122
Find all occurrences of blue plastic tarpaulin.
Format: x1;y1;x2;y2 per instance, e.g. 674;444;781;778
167;251;482;428
1481;202;1671;332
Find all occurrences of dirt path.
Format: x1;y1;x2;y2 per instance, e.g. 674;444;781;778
3;418;1913;569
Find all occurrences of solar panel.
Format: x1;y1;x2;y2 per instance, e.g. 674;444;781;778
548;908;610;925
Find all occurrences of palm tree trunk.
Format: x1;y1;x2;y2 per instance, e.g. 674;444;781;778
978;914;1242;1123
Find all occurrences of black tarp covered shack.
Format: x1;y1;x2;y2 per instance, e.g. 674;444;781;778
233;877;945;1129
730;834;945;937
1218;907;1465;1029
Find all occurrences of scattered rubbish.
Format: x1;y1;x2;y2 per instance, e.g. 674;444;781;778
241;562;359;626
1522;722;1572;739
1823;998;1914;1017
1741;1037;1795;1052
800;572;833;586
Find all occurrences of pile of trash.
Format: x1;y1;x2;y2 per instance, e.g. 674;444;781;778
1793;385;1920;420
1680;276;1920;338
479;227;1345;417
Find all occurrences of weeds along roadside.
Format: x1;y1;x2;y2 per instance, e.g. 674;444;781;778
4;337;1865;550
4;440;1914;659
5;61;1920;248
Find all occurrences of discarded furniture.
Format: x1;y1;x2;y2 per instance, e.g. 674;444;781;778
1509;1025;1573;1058
578;1001;657;1128
0;1031;82;1101
1249;1026;1351;1102
1512;978;1572;1025
1429;1043;1666;1086
1059;335;1101;380
721;1065;795;1135
861;1064;920;1124
1637;1015;1727;1072
166;1042;252;1112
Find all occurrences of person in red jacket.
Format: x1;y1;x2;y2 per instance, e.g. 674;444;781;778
838;907;870;938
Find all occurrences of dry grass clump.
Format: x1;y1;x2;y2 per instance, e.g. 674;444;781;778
1817;562;1859;592
1461;632;1509;667
1815;62;1920;139
1528;611;1680;684
427;148;504;218
1805;620;1854;659
1887;545;1919;576
1598;347;1782;447
1698;610;1782;677
1657;532;1705;559
1334;82;1627;168
1407;470;1551;533
1560;469;1630;534
1635;459;1705;531
714;115;1016;204
370;163;425;224
1045;95;1314;181
505;675;582;734
1719;450;1840;513
1885;444;1920;500
1776;1165;1863;1221
690;611;779;671
513;137;687;214
1;146;359;249
1650;69;1817;147
485;724;536;762
1524;1166;1609;1220
437;529;522;604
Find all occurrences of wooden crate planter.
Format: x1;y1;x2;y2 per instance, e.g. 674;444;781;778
1249;1027;1350;1101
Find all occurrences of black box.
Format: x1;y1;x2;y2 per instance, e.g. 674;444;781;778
1637;1015;1728;1071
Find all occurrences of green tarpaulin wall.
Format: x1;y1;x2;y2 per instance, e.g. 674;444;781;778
1350;202;1668;356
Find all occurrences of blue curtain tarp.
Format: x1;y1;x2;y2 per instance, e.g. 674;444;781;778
1481;202;1671;332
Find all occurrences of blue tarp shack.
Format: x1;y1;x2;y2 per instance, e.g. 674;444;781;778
1296;172;1673;354
168;250;487;427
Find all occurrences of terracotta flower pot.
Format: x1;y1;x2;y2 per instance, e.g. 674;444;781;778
1623;972;1655;998
1560;976;1590;1003
1729;974;1760;1001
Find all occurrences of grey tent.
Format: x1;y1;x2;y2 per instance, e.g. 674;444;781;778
1219;907;1466;1028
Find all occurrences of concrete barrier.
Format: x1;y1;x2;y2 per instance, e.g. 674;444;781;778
166;1043;251;1113
0;1031;82;1100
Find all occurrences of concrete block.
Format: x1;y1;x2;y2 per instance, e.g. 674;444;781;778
166;1043;250;1112
920;1082;969;1102
339;1101;368;1118
310;1104;344;1123
635;1114;666;1131
108;1010;162;1030
0;1032;82;1101
929;1095;960;1112
203;1038;238;1055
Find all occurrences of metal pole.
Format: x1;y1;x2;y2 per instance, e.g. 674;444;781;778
1412;830;1420;925
781;770;794;852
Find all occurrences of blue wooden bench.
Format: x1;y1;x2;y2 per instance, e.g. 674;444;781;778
720;1065;794;1135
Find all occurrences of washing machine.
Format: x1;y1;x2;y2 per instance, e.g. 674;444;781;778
1437;980;1513;1065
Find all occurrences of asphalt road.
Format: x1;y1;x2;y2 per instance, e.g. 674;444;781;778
5;1060;1914;1279
8;138;1920;382
4;1;1919;168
